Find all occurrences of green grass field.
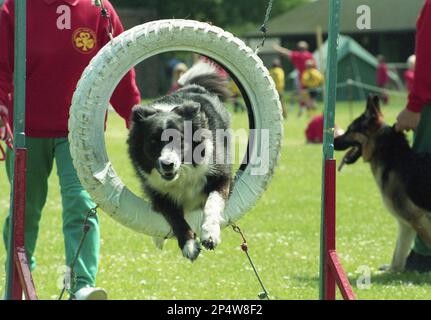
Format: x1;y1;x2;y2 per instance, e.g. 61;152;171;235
1;95;431;300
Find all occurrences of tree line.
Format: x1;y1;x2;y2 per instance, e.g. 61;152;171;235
109;0;306;34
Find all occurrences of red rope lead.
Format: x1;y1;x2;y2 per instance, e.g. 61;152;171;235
232;224;270;300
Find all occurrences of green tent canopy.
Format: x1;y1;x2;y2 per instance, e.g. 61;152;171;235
289;35;402;101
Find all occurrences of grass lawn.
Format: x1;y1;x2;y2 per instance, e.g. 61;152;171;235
1;94;431;300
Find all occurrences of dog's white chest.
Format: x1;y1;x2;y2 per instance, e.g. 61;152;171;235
147;165;209;211
171;171;208;211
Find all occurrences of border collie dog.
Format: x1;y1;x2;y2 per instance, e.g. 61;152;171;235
128;62;232;261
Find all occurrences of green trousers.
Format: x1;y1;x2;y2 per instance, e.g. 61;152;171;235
412;106;431;256
3;137;100;292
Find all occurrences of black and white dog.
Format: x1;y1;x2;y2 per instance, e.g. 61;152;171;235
128;62;232;261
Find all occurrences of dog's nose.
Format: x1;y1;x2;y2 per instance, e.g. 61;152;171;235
160;159;174;171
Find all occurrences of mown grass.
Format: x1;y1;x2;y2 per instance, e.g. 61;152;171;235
1;94;430;300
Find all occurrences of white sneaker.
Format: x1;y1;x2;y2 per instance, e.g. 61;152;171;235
73;287;107;300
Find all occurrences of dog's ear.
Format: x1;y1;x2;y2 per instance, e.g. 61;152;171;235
366;95;382;118
131;105;157;122
173;102;201;120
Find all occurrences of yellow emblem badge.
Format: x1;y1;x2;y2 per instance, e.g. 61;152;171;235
72;28;97;54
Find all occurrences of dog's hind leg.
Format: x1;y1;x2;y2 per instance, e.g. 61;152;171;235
167;213;201;261
410;213;431;250
390;221;416;272
153;198;201;261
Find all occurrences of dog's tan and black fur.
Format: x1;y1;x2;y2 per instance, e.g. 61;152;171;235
334;96;431;271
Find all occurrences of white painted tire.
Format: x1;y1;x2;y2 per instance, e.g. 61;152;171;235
68;20;283;238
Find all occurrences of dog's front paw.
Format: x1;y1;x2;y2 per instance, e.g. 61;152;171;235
182;239;201;261
201;223;221;250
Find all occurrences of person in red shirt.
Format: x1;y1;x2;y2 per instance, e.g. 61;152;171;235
273;41;315;79
0;0;141;299
404;54;416;94
395;0;431;272
305;113;343;144
376;55;390;105
273;41;316;116
305;114;324;144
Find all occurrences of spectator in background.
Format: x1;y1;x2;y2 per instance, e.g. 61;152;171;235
229;79;245;113
404;54;416;94
376;55;390;105
166;57;180;81
395;0;431;272
301;59;323;115
305;114;324;143
273;41;316;116
305;113;343;144
168;62;188;94
269;58;287;119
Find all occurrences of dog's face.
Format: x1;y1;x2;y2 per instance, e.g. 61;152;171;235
129;102;201;182
334;95;384;169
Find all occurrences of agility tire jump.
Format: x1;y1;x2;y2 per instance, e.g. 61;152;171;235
68;19;283;239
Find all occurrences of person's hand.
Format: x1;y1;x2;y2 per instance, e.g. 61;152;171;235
272;44;291;56
395;108;421;132
0;104;8;127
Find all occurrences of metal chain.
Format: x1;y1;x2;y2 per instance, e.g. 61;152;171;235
93;0;114;40
232;224;270;300
58;206;99;300
256;0;274;54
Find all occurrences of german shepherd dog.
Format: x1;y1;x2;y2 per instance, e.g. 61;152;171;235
128;62;232;261
334;96;431;271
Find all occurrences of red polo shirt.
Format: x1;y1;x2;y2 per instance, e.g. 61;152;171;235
288;50;315;78
404;69;415;94
305;114;324;144
0;0;141;137
376;62;389;87
408;0;431;113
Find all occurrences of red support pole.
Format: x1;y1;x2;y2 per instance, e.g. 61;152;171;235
323;159;356;300
5;0;34;300
15;247;37;300
328;251;356;300
11;148;27;300
323;159;336;300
